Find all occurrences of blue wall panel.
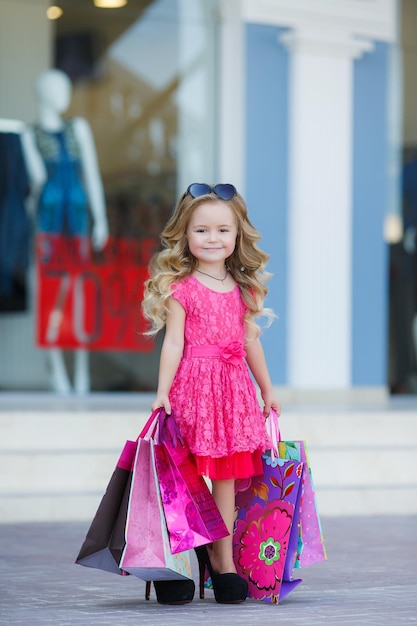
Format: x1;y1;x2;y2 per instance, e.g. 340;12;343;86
352;42;389;385
245;24;289;384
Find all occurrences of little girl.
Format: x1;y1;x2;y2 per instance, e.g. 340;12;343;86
142;183;280;605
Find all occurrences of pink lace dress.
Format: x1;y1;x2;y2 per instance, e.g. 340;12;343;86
169;275;271;480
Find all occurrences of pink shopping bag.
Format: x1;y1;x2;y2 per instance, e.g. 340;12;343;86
267;409;326;568
119;435;192;581
155;439;229;554
277;439;327;567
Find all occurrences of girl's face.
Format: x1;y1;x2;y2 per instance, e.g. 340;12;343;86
186;200;238;267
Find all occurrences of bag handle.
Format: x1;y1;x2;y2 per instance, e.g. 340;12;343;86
138;408;161;440
265;408;281;461
158;410;184;447
139;408;184;447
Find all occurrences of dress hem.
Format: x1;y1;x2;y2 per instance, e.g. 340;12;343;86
195;449;264;480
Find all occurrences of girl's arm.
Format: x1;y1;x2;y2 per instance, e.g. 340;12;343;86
245;322;281;417
152;298;185;414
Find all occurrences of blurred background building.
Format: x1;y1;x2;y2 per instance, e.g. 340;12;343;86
1;0;416;400
0;0;416;521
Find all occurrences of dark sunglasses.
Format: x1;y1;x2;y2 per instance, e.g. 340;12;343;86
186;183;237;201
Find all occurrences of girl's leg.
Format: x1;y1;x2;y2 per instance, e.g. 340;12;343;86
209;478;236;574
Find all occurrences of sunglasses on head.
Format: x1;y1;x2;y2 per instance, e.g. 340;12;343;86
186;183;237;201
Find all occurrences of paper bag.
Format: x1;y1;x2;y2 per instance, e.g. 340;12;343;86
119;437;192;581
155;440;229;554
75;439;136;575
234;454;304;603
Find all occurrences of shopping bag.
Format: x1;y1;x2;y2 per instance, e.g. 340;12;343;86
278;439;327;567
75;408;164;575
75;438;137;575
265;408;326;567
119;435;192;581
155;439;229;554
233;450;304;603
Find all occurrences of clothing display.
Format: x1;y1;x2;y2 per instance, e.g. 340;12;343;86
169;275;271;480
34;121;89;236
389;153;417;392
0;132;30;311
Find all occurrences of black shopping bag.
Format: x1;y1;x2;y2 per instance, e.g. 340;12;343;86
75;439;137;575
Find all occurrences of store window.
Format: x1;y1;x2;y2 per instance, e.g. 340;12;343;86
0;0;218;393
388;0;417;395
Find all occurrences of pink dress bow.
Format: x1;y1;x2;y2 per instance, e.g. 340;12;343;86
219;341;246;365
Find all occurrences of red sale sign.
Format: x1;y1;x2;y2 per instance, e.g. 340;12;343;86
35;235;157;350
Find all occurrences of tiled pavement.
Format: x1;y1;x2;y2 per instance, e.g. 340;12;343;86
0;516;416;625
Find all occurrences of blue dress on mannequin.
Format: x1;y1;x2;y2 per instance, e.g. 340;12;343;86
34;121;89;236
0;132;30;308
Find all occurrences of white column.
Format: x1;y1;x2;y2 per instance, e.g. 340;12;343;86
218;0;245;192
282;30;372;389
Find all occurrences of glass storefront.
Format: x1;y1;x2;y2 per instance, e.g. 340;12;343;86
1;0;416;397
0;0;219;392
389;0;417;395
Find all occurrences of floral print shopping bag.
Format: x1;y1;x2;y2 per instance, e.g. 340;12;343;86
233;410;327;603
233;453;304;603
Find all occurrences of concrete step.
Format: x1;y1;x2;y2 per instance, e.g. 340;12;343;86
1;396;416;521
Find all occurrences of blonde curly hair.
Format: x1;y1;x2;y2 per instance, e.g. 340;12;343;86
142;188;274;335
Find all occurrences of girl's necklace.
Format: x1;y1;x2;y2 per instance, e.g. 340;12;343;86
196;268;228;283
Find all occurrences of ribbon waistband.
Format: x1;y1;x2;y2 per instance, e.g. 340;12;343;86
183;342;246;365
183;345;223;358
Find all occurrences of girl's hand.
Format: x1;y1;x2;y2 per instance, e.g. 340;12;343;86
261;389;281;418
152;394;171;415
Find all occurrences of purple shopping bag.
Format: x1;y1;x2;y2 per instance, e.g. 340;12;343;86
233;454;304;604
265;409;327;568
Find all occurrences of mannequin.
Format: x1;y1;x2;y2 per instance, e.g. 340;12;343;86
24;69;109;394
0;119;25;133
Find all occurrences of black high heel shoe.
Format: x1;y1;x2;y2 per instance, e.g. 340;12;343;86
146;579;195;605
195;545;248;604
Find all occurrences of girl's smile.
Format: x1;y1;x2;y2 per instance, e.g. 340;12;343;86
186;200;237;270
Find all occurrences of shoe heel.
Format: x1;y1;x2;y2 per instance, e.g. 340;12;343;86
196;551;206;599
145;581;151;600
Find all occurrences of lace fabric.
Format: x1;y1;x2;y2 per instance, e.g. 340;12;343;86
169;276;271;478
